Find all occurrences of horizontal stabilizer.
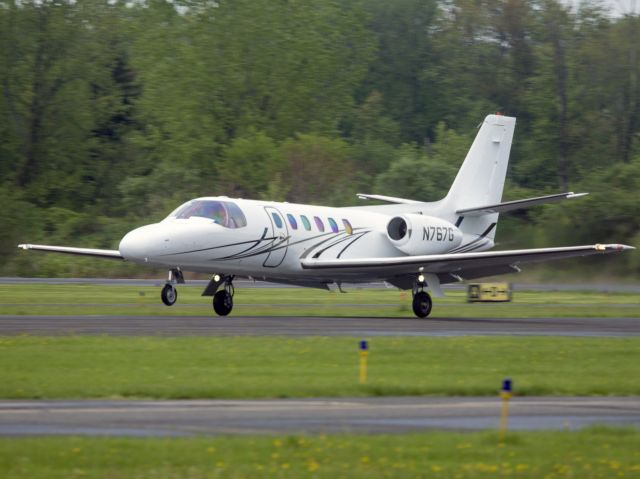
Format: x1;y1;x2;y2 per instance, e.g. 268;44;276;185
456;192;588;216
356;193;421;204
18;244;123;260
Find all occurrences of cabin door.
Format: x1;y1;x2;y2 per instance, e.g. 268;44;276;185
263;206;289;267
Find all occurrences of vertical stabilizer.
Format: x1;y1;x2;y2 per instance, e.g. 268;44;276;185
444;114;516;241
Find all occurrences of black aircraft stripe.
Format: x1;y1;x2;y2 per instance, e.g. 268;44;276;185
337;231;370;259
451;240;490;254
312;232;363;259
448;222;496;254
158;231;275;257
219;228;270;258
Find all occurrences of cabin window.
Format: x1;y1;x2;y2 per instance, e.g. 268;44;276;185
172;200;247;228
286;214;298;230
301;215;311;231
314;216;325;232
271;212;284;228
342;219;353;235
328;218;339;233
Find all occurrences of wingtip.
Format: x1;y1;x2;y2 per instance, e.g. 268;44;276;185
596;244;635;252
567;192;589;198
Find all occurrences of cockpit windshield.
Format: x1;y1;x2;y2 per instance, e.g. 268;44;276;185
170;200;247;228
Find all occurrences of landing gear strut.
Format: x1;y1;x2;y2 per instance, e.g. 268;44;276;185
161;268;184;306
412;277;432;318
212;276;235;316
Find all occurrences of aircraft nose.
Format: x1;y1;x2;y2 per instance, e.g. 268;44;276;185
119;225;164;262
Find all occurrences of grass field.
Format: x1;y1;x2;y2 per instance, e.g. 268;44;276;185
0;284;638;317
0;336;638;399
0;428;638;478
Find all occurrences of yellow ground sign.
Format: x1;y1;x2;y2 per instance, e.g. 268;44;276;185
467;283;512;302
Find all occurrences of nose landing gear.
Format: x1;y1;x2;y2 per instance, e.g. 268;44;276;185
161;284;177;306
161;268;184;306
412;276;432;318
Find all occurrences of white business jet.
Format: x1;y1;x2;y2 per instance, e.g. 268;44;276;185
18;114;634;318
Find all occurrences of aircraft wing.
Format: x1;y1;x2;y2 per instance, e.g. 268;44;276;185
18;244;123;260
300;244;633;277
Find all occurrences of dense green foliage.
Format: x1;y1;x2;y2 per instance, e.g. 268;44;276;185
1;428;639;478
1;0;638;276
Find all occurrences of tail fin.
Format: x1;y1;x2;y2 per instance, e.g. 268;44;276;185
444;114;516;241
445;114;516;210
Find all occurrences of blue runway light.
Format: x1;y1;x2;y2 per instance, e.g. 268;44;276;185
499;378;513;441
502;378;512;392
359;340;368;351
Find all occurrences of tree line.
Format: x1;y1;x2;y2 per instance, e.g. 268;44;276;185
0;0;637;277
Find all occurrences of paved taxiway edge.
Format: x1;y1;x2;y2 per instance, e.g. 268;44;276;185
0;397;638;436
0;314;638;337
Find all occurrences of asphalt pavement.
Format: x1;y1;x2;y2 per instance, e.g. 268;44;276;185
0;397;637;436
0;314;638;337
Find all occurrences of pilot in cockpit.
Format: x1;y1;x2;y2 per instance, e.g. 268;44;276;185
172;199;246;229
204;201;228;226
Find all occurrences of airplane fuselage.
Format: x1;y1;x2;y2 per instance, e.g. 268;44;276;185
118;197;491;283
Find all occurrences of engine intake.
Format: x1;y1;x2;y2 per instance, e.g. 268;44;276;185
386;214;462;255
387;216;408;241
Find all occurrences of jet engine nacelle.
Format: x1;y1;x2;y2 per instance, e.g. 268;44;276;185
386;214;463;255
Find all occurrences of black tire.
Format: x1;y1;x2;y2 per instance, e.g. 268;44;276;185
213;290;233;316
412;291;432;318
161;284;177;306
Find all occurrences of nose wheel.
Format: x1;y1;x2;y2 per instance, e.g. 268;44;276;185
160;268;183;306
212;276;235;316
161;284;177;306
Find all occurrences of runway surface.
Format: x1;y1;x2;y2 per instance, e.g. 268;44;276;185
0;314;638;336
0;397;637;436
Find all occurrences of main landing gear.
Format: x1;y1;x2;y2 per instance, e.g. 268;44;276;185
213;277;234;316
200;274;235;316
161;269;184;306
412;276;432;318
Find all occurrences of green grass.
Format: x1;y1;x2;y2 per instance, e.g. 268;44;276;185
0;284;638;317
0;336;639;399
0;428;638;478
